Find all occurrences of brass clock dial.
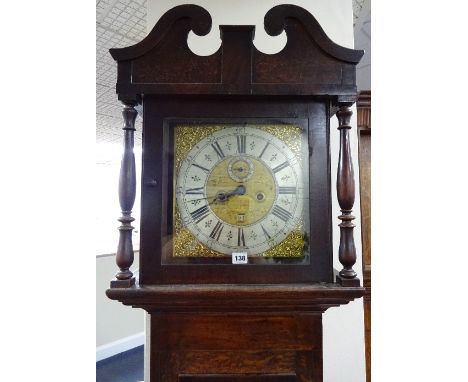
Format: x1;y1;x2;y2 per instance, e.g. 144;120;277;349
175;125;306;257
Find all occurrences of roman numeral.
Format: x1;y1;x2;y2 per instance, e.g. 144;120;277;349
272;161;289;173
278;186;296;194
209;221;224;241
190;205;210;223
211;141;225;159
192;163;210;173
260;224;271;240
185;186;204;195
237;227;246;247
237;135;246;154
259;142;269;159
272;205;292;222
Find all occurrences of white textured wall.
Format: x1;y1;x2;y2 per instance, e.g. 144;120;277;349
96;254;143;347
96;145;144;352
355;2;371;91
146;2;365;381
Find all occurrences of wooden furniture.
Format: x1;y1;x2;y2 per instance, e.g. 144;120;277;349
107;5;365;381
357;90;371;382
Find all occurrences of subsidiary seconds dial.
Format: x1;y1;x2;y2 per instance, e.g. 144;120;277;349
175;126;304;256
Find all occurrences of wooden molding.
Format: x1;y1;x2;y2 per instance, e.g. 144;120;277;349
107;284;365;314
357;90;371;129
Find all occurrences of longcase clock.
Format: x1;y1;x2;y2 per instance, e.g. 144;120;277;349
106;5;365;381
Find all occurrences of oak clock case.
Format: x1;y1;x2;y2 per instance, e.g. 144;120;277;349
107;5;365;382
170;121;309;262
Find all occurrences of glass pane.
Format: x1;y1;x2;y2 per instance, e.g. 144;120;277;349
163;121;310;265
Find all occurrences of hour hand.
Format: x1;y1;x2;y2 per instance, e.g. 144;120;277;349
211;185;246;204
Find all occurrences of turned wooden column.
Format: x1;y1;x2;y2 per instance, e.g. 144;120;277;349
336;105;360;286
111;101;138;288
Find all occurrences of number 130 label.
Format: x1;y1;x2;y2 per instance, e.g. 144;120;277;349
232;252;248;264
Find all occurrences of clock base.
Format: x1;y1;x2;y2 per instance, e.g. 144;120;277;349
107;283;364;382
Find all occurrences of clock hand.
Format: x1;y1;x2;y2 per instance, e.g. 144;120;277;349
210;185;246;204
229;184;246;196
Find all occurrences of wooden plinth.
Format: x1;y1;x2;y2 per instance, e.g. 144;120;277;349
107;283;364;382
335;275;361;287
110;276;136;288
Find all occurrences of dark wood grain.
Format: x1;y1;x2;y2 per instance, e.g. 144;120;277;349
178;351;296;374
335;105;360;287
149;313;323;382
221;26;254;93
179;375;297;382
357;90;371;382
357;92;371;272
110;4;363;98
254;18;346;86
111;102;138;287
152;314;321;351
131;17;221;84
363;271;371;381
106;283;364;313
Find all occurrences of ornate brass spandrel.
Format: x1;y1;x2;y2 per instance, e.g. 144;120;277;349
174;125;225;175
261;222;306;258
173;207;224;257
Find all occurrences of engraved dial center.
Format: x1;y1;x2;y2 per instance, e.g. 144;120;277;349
207;156;276;226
